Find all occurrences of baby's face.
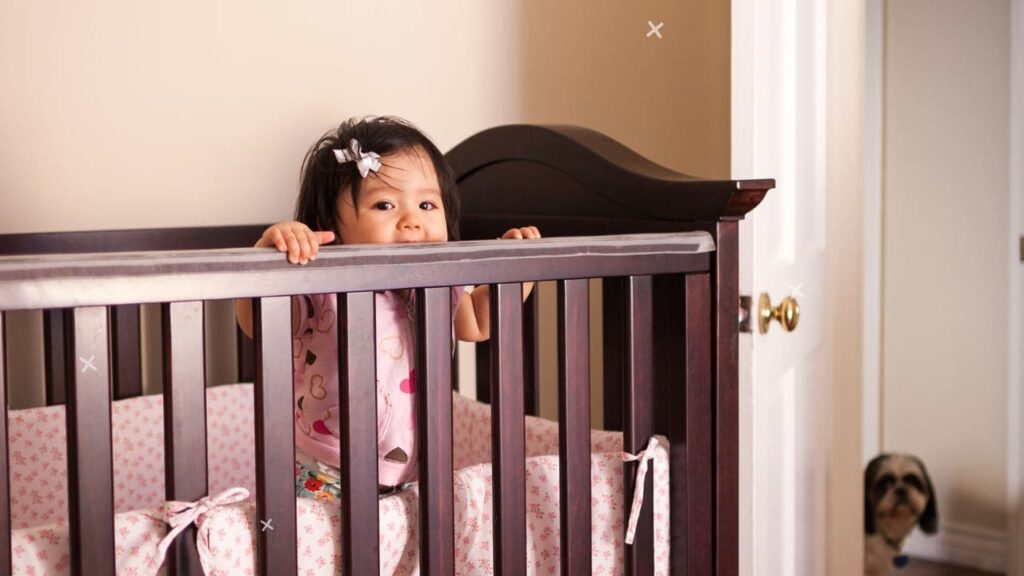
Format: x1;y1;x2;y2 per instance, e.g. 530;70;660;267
336;146;448;245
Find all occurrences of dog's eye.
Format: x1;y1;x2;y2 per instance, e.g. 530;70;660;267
875;474;896;493
903;475;924;491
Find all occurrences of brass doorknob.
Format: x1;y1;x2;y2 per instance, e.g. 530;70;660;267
758;293;800;334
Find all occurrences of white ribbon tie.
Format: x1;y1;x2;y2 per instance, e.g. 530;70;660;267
155;487;250;566
622;437;659;545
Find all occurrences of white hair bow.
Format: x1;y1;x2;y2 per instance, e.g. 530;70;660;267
334;139;382;178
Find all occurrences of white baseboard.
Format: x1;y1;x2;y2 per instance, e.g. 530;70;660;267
902;522;1007;573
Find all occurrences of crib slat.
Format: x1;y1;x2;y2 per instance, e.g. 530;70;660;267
654;273;715;574
489;283;526;574
685;274;713;574
0;312;11;574
111;304;142;400
416;287;455;576
557;279;592;574
337;292;380;576
602;277;624;431
623;276;654;576
65;306;116;575
162;301;208;575
715;222;741;576
43;309;67;405
253;297;298;576
653;274;687;574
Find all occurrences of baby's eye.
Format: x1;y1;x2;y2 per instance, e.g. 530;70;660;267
372;201;394;210
419;201;439;210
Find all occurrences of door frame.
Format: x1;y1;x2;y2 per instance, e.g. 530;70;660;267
863;0;884;466
1009;0;1024;573
731;0;755;571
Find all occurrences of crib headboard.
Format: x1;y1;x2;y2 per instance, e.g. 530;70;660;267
451;124;768;235
0;124;770;576
449;125;768;574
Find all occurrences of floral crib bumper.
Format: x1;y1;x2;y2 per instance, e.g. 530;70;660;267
7;386;670;575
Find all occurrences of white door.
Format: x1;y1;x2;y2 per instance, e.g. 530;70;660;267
733;0;830;573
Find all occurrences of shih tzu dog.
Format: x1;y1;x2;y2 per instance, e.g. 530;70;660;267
864;453;938;575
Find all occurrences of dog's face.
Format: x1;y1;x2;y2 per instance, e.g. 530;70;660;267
865;453;937;542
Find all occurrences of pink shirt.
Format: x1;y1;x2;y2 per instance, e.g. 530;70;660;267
293;289;460;486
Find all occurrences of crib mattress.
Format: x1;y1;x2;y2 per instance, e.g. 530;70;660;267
6;385;670;575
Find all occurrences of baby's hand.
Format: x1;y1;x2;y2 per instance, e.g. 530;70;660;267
257;221;336;265
500;226;541;240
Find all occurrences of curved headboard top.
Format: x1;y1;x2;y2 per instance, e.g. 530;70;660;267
448;124;772;237
0;125;772;252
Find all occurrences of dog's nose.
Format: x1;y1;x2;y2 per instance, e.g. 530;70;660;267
894;486;908;499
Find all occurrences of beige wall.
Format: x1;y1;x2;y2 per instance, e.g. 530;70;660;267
0;0;729;239
884;0;1011;535
1;1;732;414
0;2;522;235
0;1;523;406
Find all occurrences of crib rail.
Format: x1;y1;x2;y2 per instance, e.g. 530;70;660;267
0;231;714;576
0;233;712;311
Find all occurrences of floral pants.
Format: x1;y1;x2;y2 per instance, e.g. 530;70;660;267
294;451;412;501
295;459;342;501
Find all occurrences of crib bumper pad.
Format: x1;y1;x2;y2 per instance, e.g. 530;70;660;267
7;385;670;575
10;443;670;576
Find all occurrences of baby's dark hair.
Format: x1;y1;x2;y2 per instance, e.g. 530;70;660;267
294;116;460;241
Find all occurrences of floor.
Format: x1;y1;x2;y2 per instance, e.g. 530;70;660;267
902;557;1003;576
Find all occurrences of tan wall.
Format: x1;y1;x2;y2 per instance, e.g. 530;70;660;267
521;0;730;179
884;0;1011;534
520;0;732;422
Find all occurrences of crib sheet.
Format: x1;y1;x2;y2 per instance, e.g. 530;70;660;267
6;385;670;575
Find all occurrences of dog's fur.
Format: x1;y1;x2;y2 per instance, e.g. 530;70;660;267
864;453;938;575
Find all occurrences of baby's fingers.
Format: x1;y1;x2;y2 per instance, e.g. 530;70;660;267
284;231;303;264
314;231;336;246
301;230;336;262
295;230;315;264
500;226;541;240
258;228;289;252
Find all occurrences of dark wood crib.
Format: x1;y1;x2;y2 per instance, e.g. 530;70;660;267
0;125;770;576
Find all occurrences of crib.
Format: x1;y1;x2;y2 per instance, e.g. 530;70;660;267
0;124;770;575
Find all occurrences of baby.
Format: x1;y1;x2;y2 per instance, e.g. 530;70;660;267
235;116;539;500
